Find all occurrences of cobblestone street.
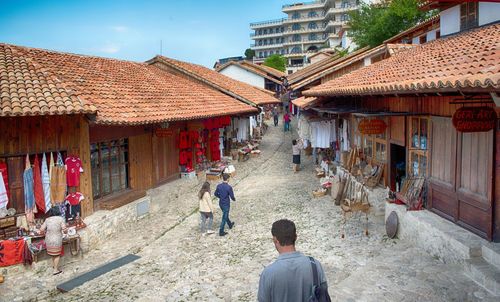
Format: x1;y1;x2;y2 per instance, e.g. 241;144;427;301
1;122;497;302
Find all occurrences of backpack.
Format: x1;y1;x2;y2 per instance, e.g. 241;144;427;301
308;257;332;302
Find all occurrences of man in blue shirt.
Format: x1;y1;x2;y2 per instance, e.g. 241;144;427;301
258;219;330;302
214;173;236;236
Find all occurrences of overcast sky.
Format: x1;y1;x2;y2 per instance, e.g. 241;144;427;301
0;0;296;67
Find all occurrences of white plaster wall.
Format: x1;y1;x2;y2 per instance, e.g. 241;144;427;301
364;57;371;66
479;2;500;25
427;29;437;42
219;65;265;89
440;5;461;36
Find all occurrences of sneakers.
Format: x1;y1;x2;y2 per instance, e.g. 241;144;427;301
206;230;215;235
219;231;228;236
229;222;235;229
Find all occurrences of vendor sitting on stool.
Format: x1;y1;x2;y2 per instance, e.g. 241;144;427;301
39;207;67;275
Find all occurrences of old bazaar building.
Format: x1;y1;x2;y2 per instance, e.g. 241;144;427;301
303;1;499;242
0;43;275;220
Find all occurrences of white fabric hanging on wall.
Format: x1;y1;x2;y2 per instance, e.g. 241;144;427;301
237;118;249;142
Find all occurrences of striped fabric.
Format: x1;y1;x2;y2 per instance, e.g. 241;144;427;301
41;153;51;213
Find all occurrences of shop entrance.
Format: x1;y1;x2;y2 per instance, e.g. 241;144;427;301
390;144;406;192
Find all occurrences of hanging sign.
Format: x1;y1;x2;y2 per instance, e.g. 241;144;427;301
358;118;387;135
452;106;496;132
155;128;175;137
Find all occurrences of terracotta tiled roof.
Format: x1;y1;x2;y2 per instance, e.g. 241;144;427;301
384;14;440;44
291;96;318;109
286;53;343;85
0;44;97;117
216;61;284;84
149;56;280;106
304;24;500;97
1;43;257;124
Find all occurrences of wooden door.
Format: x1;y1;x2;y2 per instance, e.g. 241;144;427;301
429;117;494;239
429;117;458;221
153;135;178;185
456;131;493;238
7;157;25;214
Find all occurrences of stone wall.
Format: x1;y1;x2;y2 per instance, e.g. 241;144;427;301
385;202;487;264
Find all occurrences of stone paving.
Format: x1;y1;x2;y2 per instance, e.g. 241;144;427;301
1;120;497;302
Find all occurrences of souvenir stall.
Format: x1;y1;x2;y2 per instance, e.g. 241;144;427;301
0;152;86;268
177;116;239;182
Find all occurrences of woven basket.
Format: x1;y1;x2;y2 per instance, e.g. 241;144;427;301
312;190;326;198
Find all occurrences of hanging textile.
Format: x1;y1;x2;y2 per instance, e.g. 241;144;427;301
0;171;8;209
23;155;35;223
49;152;55;179
0;161;10;201
65;155;83;187
0;239;26;267
179;131;189;149
41;153;51;213
236;118;249;142
50;153;66;204
33;155;45;213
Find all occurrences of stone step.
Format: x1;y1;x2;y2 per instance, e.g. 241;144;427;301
464;258;500;296
482;242;500;271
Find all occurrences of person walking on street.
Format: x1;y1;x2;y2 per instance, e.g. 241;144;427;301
292;139;303;172
198;181;215;235
214;174;236;236
272;106;279;127
284;112;291;132
258;219;331;302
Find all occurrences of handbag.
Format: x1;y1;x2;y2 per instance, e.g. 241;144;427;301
308;257;331;302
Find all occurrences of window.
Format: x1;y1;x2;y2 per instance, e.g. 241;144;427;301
355;117;388;164
341;14;349;21
270;50;274;55
291;46;302;54
308;11;318;18
270;28;274;34
281;37;285;43
281;49;285;55
263;29;268;35
341;1;349;8
91;139;129;199
264;39;268;45
460;2;478;31
408;117;430;177
258;40;263;46
259;52;263;58
309;33;317;41
264;51;268;57
419;35;427;44
292;12;301;19
308;22;318;29
258;29;262;35
293;34;301;42
292;23;301;31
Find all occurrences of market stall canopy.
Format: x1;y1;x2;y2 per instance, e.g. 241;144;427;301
291;96;319;109
216;60;285;85
304;23;500;97
0;43;258;124
147;56;281;106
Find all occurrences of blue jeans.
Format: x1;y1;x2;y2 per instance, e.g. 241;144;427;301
284;122;290;132
219;206;232;234
200;212;213;233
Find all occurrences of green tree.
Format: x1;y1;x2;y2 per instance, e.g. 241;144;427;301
244;48;255;60
347;0;433;48
263;54;286;72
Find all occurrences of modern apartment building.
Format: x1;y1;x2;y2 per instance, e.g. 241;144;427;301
250;0;359;73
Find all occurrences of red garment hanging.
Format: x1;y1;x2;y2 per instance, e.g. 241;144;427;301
33;155;46;213
179;150;188;165
179;131;189;149
0;161;10;200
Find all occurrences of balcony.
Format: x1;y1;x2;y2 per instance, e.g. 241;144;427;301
250;18;286;29
250;31;284;38
326;20;343;28
250;43;284;50
283;1;327;12
283;13;326;24
284;26;327;34
283;36;328;46
327;5;359;15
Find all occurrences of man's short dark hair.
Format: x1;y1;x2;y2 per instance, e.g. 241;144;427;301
271;219;296;246
222;173;230;181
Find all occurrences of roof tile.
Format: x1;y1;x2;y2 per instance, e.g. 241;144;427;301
305;24;500;97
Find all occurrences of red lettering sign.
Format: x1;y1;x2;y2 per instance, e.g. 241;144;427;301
155;128;175;137
358;119;387;135
452;106;496;132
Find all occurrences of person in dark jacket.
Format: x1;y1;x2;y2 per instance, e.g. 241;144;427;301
214;173;236;236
